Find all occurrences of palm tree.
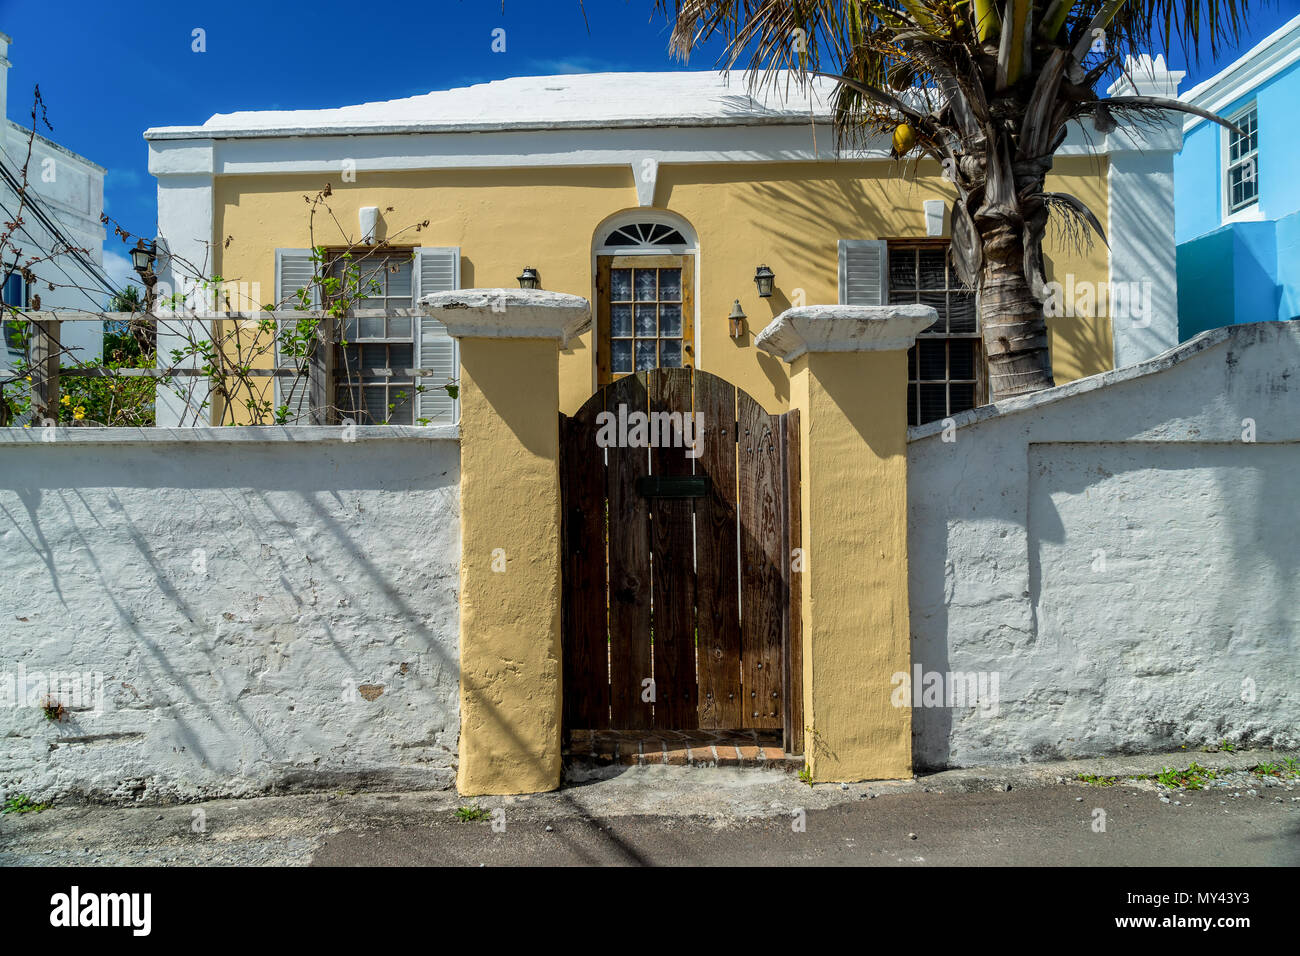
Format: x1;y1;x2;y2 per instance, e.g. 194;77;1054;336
653;0;1252;400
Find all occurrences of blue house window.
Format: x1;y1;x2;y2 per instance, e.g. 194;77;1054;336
2;273;25;308
1226;104;1258;214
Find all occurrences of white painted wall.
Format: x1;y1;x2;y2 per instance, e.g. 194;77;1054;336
0;427;460;802
908;322;1300;768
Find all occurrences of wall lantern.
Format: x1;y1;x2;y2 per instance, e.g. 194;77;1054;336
130;238;159;311
728;299;747;339
753;264;775;298
129;238;156;275
517;267;541;290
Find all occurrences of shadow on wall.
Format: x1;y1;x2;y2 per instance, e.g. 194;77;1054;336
908;323;1300;770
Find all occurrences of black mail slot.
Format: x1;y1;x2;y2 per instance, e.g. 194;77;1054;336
636;475;710;499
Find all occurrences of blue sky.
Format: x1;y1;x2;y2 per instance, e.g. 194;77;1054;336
1;0;1296;292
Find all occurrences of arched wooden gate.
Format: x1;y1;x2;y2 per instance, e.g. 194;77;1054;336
559;368;803;753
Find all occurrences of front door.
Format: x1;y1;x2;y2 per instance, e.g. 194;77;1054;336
595;255;695;386
559;368;803;753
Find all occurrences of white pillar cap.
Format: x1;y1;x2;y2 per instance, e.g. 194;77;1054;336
754;304;939;362
420;289;591;345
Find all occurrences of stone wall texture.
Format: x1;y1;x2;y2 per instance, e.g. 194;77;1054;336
908;323;1300;769
0;428;460;802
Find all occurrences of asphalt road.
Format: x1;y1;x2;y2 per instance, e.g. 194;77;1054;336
309;785;1300;866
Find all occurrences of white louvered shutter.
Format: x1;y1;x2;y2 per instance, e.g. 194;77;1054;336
274;248;320;423
413;247;460;425
838;239;888;306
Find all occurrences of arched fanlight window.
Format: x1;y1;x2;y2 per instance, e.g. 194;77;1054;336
602;222;688;247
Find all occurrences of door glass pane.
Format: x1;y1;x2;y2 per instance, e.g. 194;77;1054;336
659;269;682;301
611;339;633;374
660;339;682;368
611;304;633;337
635;304;657;337
635;340;657;371
634;269;658;301
658;303;682;337
610;269;632;301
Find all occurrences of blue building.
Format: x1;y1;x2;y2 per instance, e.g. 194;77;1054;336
1175;14;1300;339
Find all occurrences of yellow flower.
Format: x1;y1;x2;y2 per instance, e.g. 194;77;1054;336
72;406;86;421
60;395;71;406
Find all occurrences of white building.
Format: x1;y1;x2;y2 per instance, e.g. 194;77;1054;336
1;30;105;373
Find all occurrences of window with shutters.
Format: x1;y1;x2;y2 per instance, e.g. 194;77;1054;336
329;251;418;425
886;241;983;426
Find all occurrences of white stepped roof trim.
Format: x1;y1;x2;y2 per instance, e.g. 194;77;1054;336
146;71;839;141
1180;14;1300;132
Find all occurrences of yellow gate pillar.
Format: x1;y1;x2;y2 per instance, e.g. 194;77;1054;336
422;288;591;796
755;305;936;782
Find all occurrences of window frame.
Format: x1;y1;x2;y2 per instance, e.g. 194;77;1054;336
1223;102;1260;219
326;247;420;425
884;238;985;426
595;253;695;386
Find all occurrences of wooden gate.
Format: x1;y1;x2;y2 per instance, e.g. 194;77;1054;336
559;368;803;753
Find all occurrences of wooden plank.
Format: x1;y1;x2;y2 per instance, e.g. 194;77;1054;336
782;410;805;755
307;314;337;425
648;368;698;729
595;257;612;386
605;372;653;729
28;318;61;422
560;393;611;729
737;392;784;729
679;256;696;370
694;372;742;729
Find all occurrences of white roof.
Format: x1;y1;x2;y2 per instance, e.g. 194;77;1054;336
145;71;838;140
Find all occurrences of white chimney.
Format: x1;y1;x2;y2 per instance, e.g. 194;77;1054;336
0;32;11;126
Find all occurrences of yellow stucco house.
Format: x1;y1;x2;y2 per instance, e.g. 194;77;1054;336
143;69;1182;427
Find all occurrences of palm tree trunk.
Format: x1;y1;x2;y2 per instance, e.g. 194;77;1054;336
977;217;1054;401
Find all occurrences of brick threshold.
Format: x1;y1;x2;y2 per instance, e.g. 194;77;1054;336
565;729;803;770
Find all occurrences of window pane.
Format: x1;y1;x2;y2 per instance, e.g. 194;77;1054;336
660;339;682;368
889;249;916;290
389;344;414;374
361;343;387;369
611;339;633;374
635;304;657;337
364;387;389;424
949;382;976;414
387;315;411;338
337;386;362;419
659;269;682;301
635;339;657;371
344;317;358;340
635;269;658;301
919;383;948;424
919;292;947;333
908;384;920;427
918;248;947;289
889;290;919;306
658;303;682;337
948;293;977;333
918;339;947;380
611;269;632;301
948;339;975;379
611;304;633;337
387;260;412;298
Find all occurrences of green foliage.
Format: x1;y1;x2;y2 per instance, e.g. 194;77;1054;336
2;794;50;814
796;765;813;786
1076;773;1122;786
1156;762;1217;790
454;804;491;822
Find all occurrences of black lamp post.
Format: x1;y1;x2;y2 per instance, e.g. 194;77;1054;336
753;264;775;298
130;238;158;312
517;267;541;290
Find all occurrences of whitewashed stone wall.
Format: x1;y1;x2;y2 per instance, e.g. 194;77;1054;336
0;427;460;802
909;323;1300;769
